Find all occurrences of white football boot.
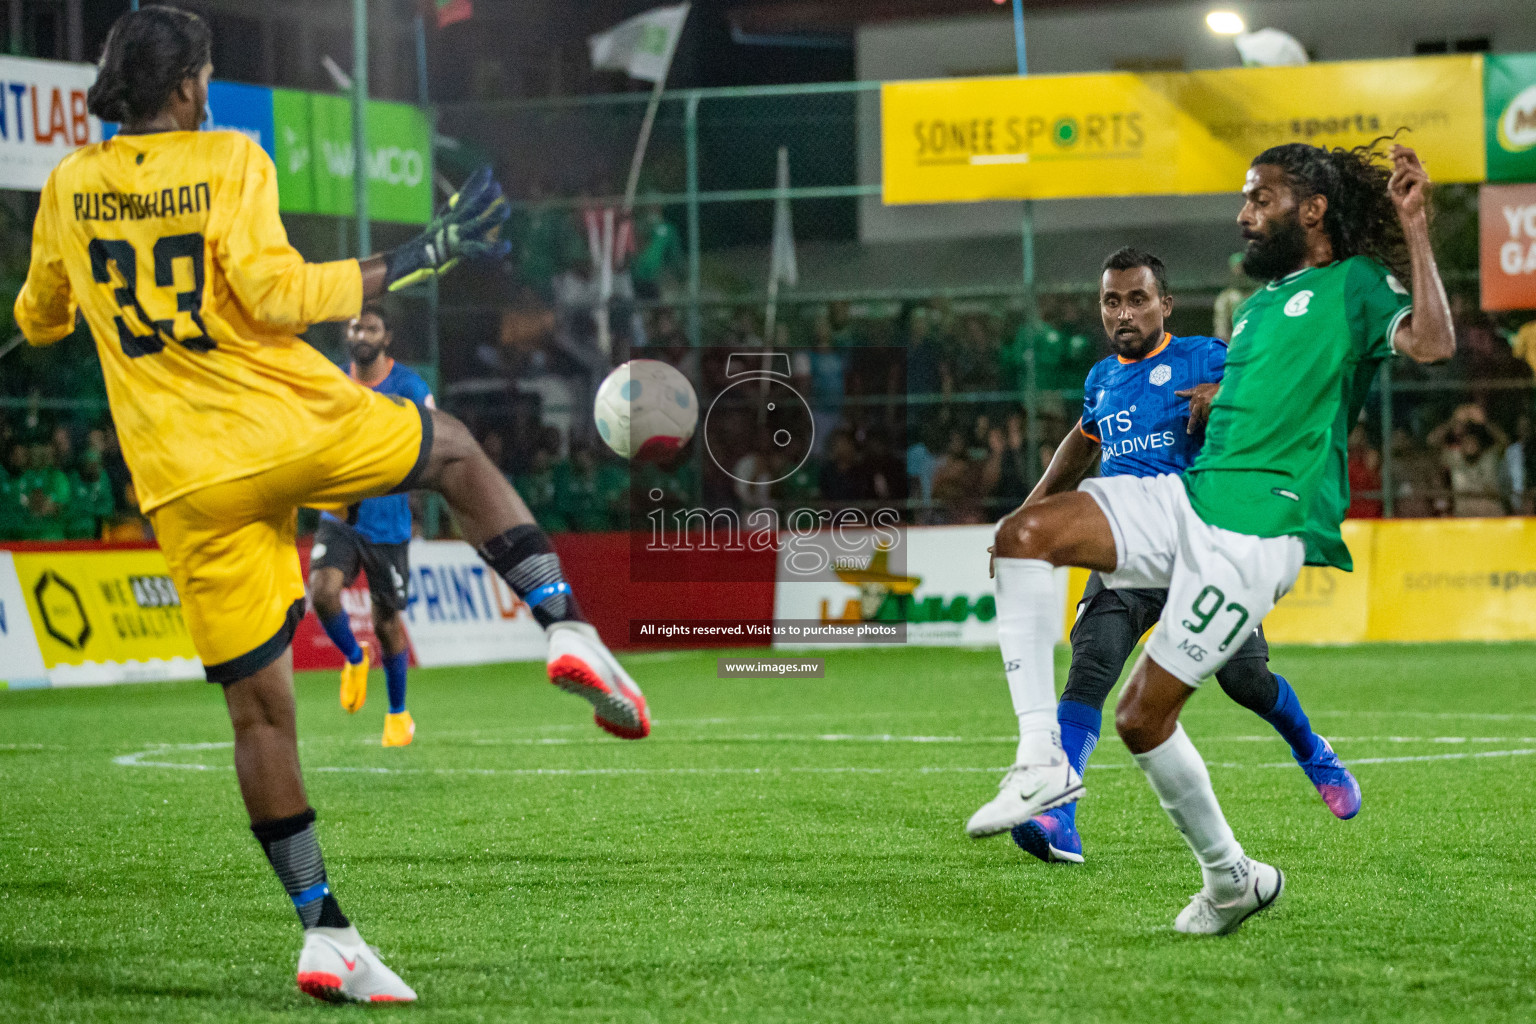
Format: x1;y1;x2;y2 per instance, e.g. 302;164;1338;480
296;925;417;1004
545;622;651;739
1174;858;1285;936
965;758;1084;838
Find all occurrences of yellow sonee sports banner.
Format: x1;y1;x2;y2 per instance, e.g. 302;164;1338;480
883;55;1485;204
11;549;203;685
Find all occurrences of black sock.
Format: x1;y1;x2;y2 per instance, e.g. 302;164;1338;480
251;808;350;930
478;524;585;629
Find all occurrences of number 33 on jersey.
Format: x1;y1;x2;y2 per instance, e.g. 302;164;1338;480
14;131;370;515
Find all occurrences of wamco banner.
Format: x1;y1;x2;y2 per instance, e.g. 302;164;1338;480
882;55;1485;204
273;89;433;225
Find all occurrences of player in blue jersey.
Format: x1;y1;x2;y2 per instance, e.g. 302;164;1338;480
977;248;1360;862
308;304;434;747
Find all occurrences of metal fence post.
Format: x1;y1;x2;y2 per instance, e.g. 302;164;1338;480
1379;359;1394;518
685;93;701;348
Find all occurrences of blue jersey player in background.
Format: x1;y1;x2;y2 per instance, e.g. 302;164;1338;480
308;303;434;748
1008;247;1360;865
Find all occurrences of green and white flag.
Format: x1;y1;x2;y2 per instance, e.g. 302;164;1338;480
588;3;690;83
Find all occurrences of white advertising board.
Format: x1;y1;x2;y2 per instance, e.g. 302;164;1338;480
402;540;548;667
0;55;104;190
0;551;48;687
772;524;1068;648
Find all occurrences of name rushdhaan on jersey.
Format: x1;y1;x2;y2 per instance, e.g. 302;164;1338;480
15;130;367;514
72;183;211;221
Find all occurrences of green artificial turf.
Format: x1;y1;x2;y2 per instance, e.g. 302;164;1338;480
3;643;1536;1022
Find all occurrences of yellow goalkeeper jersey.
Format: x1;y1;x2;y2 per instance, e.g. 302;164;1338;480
15;130;365;513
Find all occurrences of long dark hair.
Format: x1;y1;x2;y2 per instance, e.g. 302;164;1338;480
1251;136;1410;279
87;6;211;124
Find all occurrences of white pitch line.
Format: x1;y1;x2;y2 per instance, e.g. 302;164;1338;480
112;742;1536;777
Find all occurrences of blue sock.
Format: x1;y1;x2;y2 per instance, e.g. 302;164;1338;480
384;650;409;714
319;611;363;665
1054;699;1101;827
1264;674;1321;762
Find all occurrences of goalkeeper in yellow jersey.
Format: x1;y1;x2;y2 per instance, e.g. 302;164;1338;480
16;7;650;1005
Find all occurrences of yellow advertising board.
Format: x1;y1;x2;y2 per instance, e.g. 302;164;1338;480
882;56;1485;204
10;549;202;684
1364;518;1536;642
1261;521;1375;645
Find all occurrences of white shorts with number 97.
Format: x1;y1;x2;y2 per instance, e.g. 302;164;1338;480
1079;473;1305;687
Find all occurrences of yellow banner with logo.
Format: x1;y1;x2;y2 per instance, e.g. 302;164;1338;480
883;56;1485;204
11;549;202;683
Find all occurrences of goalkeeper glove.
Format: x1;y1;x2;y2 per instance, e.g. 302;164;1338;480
384;165;511;292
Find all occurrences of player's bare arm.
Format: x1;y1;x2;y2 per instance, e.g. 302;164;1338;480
1385;145;1455;364
1023;422;1099;505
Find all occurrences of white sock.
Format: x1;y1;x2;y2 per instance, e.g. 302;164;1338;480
994;557;1063;765
1132;723;1247;900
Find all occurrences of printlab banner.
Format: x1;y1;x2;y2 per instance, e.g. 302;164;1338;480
399;540;548;667
882;55;1485;204
1479;183;1536;311
0;54;103;191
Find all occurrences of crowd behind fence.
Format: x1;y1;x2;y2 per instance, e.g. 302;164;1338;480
2;81;1535;541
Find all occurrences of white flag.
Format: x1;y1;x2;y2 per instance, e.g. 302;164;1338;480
769;146;798;288
588;3;690;84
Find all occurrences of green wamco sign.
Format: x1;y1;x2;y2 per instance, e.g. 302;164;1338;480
273;89;433;224
1487;54;1536;184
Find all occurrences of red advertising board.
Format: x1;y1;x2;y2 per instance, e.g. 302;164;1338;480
1481;183;1536;311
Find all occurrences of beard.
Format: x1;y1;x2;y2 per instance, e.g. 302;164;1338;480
1111;325;1160;359
1240;212;1309;281
348;342;383;366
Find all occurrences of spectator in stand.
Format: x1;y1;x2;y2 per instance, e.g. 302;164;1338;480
103;479;153;542
1442;421;1504;517
731;439;775;512
554;445;628;531
983;412;1032;511
1212;252;1254;342
514;429;566;532
65;448;115;539
50;424;75;474
1388;427;1442;518
902;305;950;415
931;428;984;524
906;420;945;523
1346;424;1383;518
0;442;21;539
827;301;859;349
1502;414;1528;514
629;206;684;301
18;443;70;540
819;429;875;504
794;309;848;457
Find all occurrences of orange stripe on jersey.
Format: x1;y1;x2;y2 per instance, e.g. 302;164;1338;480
1116;332;1172;364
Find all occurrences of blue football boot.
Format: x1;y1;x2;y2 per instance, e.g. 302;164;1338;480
1011;807;1084;864
1296;736;1361;820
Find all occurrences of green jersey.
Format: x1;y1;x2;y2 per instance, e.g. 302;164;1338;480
1183;256;1411;570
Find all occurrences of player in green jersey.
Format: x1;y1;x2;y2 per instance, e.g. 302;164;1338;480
967;140;1453;934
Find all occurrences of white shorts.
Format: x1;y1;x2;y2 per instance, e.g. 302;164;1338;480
1079;473;1305;687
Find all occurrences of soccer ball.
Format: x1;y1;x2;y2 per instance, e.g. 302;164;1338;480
593;359;698;462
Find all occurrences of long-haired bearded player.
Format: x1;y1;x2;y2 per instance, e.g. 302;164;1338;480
16;7;650;1002
965;138;1453;934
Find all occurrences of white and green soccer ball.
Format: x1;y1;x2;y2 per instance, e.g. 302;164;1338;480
593;358;698;462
